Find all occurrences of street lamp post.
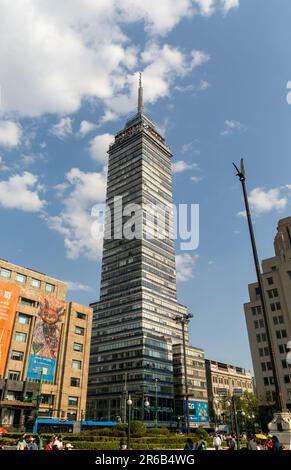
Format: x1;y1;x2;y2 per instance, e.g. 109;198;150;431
154;379;158;427
175;313;193;434
233;159;284;412
33;369;43;433
127;395;133;450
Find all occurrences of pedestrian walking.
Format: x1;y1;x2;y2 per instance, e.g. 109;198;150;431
184;438;195;450
227;433;237;451
213;433;222;450
17;434;27;450
272;436;283;450
247;434;257;450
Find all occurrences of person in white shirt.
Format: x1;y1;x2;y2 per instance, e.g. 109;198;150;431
53;435;64;450
213;433;222;450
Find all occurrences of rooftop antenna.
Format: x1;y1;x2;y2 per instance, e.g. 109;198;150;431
138;72;144;115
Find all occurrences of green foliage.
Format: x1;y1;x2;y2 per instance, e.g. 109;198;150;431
146;428;170;436
194;429;209;441
235;391;260;424
130;421;146;436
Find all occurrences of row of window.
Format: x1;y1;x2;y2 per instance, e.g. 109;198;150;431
0;268;55;292
14;326;85;343
11;341;83;362
3;386;80;406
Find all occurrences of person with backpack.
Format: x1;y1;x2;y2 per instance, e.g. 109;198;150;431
184;438;195;450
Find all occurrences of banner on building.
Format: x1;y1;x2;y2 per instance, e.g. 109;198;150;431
27;295;65;382
187;400;209;423
0;283;20;376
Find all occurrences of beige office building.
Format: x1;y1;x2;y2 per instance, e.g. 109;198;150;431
244;216;291;409
0;258;92;430
173;344;209;427
205;359;254;421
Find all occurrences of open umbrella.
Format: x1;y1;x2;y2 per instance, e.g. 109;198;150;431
255;434;268;440
0;427;8;435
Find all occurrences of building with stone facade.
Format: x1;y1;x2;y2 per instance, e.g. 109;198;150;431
205;359;254;423
0;258;92;430
244;216;291;411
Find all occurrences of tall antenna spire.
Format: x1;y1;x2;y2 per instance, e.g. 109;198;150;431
138;72;144;114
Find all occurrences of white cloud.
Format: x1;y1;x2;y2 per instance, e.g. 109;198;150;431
190;175;203;183
79;120;97;137
50;117;73;139
0;171;45;212
221;0;240;14
46;168;106;260
0;156;9;171
176;253;199;282
220;119;245;136
173;160;199;173
197;79;210;91
0;121;22;147
238;187;288;217
66;281;92;292
191;50;210;68
0;1;237;120
88;133;114;164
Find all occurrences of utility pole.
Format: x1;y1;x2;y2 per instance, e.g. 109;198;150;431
154;378;158;427
233;159;284;412
33;369;43;433
175;313;193;433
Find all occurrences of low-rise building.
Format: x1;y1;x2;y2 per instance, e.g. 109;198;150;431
173;344;209;428
0;258;92;430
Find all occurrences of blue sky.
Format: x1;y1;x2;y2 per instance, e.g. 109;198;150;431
1;0;291;372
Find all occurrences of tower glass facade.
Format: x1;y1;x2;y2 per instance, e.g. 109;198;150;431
87;81;190;424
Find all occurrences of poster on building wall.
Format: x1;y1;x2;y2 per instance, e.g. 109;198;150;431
27;295;65;382
0;283;20;377
187;401;209;423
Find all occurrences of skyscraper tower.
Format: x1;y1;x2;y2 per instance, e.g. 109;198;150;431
87;76;190;424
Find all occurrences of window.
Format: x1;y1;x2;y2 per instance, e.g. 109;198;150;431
262;333;267;342
254;320;259;329
269;377;275;385
261;363;266;372
16;273;27;283
259;319;264;328
264;347;269;356
267;289;278;299
14;332;27;342
276;302;281;310
282;330;287;338
73;343;83;352
75;326;85;336
284;375;290;384
256;334;261;343
45;283;55;293
267;277;274;285
11;350;24;361
282;360;287;369
20;297;34;307
76;312;86;320
264;377;269;386
31;278;41;288
287;271;291;280
278;316;284;324
8;370;20;380
72;360;82;370
255;287;260;296
276;330;282;339
259;348;264;357
273;317;278;325
70;377;80;387
279;345;285;354
18;313;30;325
68;396;78;406
267;362;272;371
0;268;11;278
270;303;276;312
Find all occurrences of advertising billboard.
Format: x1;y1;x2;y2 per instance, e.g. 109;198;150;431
187;401;209;423
27;295;65;382
0;282;20;376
